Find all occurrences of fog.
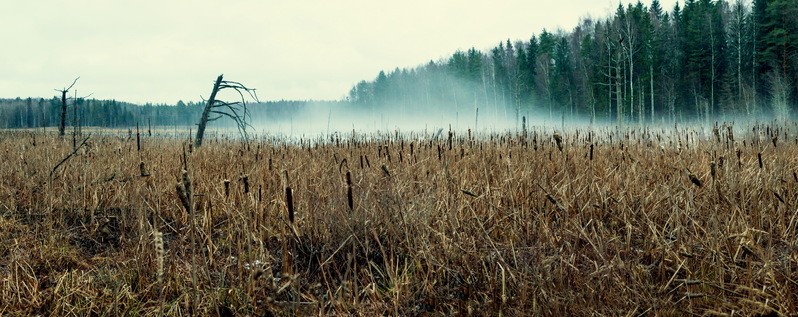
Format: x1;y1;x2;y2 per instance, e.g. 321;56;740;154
244;71;580;140
239;106;785;143
238;102;795;144
198;71;795;143
255;104;524;136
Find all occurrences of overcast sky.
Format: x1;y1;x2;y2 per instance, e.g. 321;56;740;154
1;0;678;104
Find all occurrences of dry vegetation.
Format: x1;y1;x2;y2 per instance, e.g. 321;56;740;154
1;123;797;316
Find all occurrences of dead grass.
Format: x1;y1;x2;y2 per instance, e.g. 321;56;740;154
0;124;796;316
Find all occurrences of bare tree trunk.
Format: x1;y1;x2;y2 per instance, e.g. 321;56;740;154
582;61;596;124
628;48;634;125
736;0;744;114
650;63;654;124
710;13;716;120
73;92;78;148
59;90;67;136
616;49;624;126
639;81;644;125
194;75;224;148
623;17;636;126
668;83;676;125
453;82;459;129
607;42;613;121
56;77;79;137
752;16;757;113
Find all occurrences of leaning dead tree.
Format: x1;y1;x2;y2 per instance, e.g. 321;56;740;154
55;77;79;137
194;74;258;147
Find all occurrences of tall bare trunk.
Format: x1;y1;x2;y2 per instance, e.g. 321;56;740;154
194;75;224;148
650;63;654;124
59;91;67;136
710;13;716;120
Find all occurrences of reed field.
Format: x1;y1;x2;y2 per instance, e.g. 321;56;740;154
1;123;797;316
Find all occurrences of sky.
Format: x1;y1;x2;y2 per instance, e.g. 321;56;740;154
1;0;679;105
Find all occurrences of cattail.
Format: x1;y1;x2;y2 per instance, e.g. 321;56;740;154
710;161;717;179
242;175;250;194
758;152;763;169
346;171;353;210
727;125;734;143
772;135;778;148
522;116;527;136
381;164;391;178
176;183;190;214
736;149;742;168
281;232;293;276
223;179;231;198
712;126;720;143
285;186;294;224
553;132;563;152
688;171;703;187
139;161;150;177
182;169;192;198
448;131;453;150
154;229;164;284
176;169;192;214
589;143;594;161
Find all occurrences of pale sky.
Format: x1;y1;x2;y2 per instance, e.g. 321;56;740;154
1;0;678;104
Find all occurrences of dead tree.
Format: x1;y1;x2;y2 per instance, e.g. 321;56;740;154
194;74;258;147
55;77;79;136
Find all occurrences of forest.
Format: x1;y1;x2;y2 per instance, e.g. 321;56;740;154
348;0;798;126
0;97;343;131
1;0;796;129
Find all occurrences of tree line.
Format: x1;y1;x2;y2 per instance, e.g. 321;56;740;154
0;97;217;129
348;0;798;125
0;97;342;130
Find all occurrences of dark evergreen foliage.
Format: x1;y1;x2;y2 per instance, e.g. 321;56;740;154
346;0;797;124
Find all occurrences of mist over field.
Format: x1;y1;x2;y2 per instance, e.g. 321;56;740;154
249;101;553;138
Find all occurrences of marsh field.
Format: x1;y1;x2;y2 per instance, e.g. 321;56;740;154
1;123;797;316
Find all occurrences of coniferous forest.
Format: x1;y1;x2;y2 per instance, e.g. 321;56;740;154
2;0;796;129
348;0;798;125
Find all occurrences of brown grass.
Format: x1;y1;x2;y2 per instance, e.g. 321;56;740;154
0;124;797;316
